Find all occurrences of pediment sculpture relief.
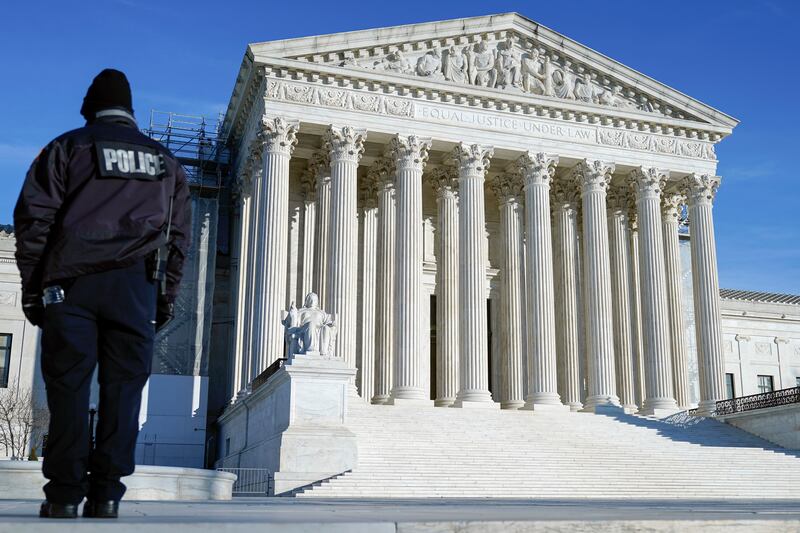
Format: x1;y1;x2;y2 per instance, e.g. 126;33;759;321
336;34;662;115
282;292;338;358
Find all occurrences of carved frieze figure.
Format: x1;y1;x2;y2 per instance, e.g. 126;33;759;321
376;50;413;74
443;44;469;84
468;38;497;88
574;72;599;104
281;292;338;358
494;36;520;90
416;46;444;78
553;64;577;100
341;51;359;68
598;85;634;109
521;46;545;95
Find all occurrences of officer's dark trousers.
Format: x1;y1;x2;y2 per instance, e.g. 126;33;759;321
41;260;156;504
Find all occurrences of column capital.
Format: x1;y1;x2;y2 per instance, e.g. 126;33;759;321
661;191;686;220
234;167;254;200
390;134;432;172
449;143;493;177
513;152;559;187
629;167;669;199
230;178;245;203
572;159;615;192
627;206;639;232
775;336;790;345
490;173;524;205
550;176;581;208
606;186;633;214
309;150;331;177
683;173;721;205
299;169;317;200
360;164;383;208
427;166;459;198
324;125;367;163
258;115;299;155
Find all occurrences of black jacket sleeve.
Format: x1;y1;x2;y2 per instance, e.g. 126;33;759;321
164;164;191;302
13;141;67;296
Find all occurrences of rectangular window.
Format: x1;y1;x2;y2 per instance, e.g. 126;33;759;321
796;377;800;388
0;333;11;388
725;373;736;399
757;375;774;394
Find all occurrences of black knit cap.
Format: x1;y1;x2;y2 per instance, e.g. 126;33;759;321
80;69;133;120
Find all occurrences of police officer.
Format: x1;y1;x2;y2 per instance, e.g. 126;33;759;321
14;69;190;519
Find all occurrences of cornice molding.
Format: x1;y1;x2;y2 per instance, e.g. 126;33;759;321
241;13;737;129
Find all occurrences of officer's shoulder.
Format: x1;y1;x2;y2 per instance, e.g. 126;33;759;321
32;127;89;162
124;129;179;163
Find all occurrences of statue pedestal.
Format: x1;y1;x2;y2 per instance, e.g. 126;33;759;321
216;352;357;495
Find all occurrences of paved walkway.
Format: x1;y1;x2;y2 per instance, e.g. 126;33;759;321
1;498;800;532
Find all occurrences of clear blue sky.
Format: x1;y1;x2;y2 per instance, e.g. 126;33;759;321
1;0;797;294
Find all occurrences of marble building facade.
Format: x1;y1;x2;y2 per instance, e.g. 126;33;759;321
221;13;739;419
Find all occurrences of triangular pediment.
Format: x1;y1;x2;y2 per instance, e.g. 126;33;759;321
245;13;736;129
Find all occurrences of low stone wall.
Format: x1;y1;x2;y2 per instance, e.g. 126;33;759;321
0;461;235;500
718;404;800;450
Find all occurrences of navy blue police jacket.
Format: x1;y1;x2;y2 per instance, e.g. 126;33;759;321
13;112;191;302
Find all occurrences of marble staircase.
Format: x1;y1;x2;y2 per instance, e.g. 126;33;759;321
293;403;800;498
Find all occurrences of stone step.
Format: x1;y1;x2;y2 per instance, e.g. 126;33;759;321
295;404;800;498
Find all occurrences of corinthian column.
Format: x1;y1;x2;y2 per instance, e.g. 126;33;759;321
371;162;396;404
324;125;366;370
428;167;459;407
551;179;583;411
515;153;563;410
662;191;691;409
628;212;646;408
389;135;432;403
299;169;317;299
311;152;331;307
241;145;262;386
251;116;298;374
684;174;726;416
451;143;497;407
629;167;678;415
606;188;637;411
357;174;379;402
573;160;620;411
230;173;252;401
491;172;526;410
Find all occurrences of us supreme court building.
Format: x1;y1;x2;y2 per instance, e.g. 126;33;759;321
221;12;736;422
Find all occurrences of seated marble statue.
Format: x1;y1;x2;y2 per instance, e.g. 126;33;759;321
281;292;337;358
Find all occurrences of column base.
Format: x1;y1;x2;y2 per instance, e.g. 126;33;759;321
638;407;682;418
521;402;569;413
641;397;679;416
387;397;434;406
452;390;497;408
566;402;584;412
370;394;391;405
389;387;429;403
522;392;564;411
500;400;525;410
434;397;456;407
582;395;622;414
622;404;639;414
452;399;500;409
694;399;718;417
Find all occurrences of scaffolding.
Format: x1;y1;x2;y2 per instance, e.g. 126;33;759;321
144;110;232;196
